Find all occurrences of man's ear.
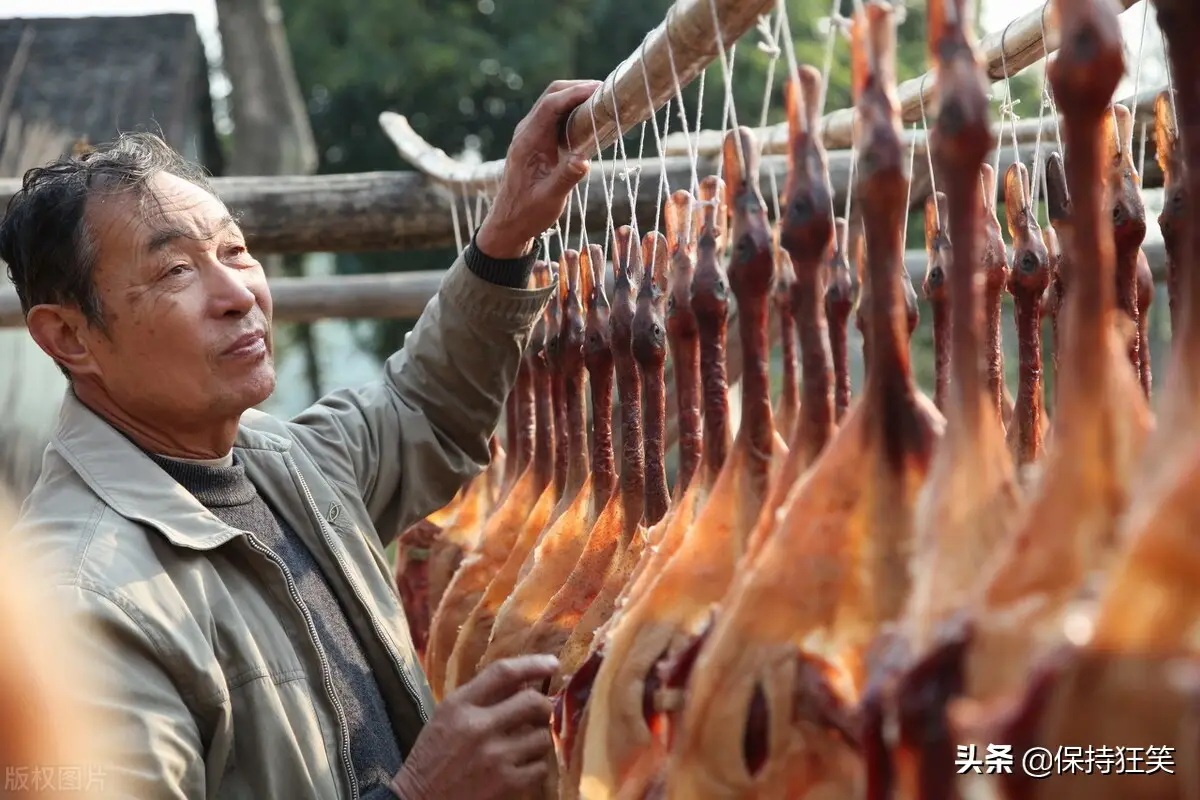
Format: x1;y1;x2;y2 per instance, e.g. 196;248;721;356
25;304;102;378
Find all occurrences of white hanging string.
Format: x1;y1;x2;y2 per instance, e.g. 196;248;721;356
1161;29;1177;120
449;192;465;254
901;123;919;247
1138;121;1149;181
1029;57;1053;219
1129;0;1150;125
918;75;941;230
817;0;846;119
1038;1;1065;160
585;96;622;266
608;92;644;242
573;178;590;251
997;23;1028;209
666;38;703;198
756;8;787;225
638;51;676;240
705;0;747;178
714;44;740;180
461;184;476;233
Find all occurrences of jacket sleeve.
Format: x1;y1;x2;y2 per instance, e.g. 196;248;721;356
56;584;206;800
285;253;554;546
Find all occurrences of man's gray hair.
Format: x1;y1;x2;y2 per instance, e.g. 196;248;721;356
0;131;216;331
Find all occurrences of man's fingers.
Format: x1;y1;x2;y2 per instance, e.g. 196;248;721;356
502;758;551;792
459;655;560;706
552;154;590;193
538;78;601;104
505;725;555;765
538;81;603;122
487;687;554;732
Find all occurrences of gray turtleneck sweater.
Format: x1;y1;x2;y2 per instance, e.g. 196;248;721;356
150;452;401;800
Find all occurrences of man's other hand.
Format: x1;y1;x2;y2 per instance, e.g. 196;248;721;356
475;79;602;260
389;655;559;799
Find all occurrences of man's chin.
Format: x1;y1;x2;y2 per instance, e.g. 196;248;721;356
239;361;277;410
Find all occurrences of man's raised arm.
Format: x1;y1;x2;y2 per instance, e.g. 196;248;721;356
285;79;600;543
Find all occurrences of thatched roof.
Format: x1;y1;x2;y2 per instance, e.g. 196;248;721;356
0;13;224;173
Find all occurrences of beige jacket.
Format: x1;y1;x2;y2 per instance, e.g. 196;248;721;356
9;258;553;800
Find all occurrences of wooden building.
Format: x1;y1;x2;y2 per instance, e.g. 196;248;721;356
0;13;222;503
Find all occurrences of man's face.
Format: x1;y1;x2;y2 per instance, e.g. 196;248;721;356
76;171;275;421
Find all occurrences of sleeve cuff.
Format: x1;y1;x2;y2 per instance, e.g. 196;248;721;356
463;229;542;289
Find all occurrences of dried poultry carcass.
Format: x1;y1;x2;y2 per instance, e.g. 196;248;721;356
666;191;705;501
1042;152;1071;400
1136;248;1154;395
445;257;589;691
1156;88;1187;335
424;435;512;640
550;198;708;797
549;227;653;686
957;3;1200;798
1004;162;1052;470
536;220;694;684
780;65;838;475
577;125;784;798
425;261;557;698
667;10;947;795
556;179;730;679
638;232;674;529
774;241;801;444
923;192;952;412
480;248;608;668
898;5;1156;794
395;435;506;661
1103;103;1150;397
825;217;857;422
880;0;1025;791
979;162;1013;430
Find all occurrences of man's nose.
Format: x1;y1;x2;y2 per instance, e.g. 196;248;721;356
209;263;258;316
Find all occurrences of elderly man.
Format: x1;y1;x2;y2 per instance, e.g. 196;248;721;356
0;78;600;799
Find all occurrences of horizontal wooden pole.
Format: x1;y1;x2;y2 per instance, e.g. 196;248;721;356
0;135;1166;266
663;85;1165;158
0;240;1168;329
0;129;1166;265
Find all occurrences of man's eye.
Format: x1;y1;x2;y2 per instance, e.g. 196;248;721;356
165;264;190;278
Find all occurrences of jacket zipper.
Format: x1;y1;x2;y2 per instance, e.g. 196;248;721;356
242;534;361;800
287;452;431;723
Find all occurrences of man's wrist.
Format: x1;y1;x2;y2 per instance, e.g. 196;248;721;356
388;767;423;800
464;228;540;289
475;219;534;260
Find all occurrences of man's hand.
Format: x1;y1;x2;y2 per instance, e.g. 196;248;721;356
475;79;602;259
389;655;559;799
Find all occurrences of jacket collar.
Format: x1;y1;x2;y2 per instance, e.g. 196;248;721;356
50;389;294;551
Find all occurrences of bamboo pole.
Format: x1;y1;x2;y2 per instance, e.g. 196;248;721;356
379;0;777;191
